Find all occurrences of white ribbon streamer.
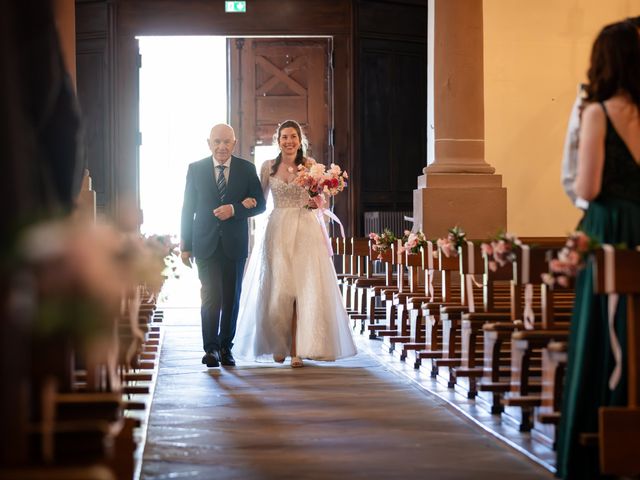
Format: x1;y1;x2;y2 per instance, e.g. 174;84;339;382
428;271;435;302
603;244;623;390
466;241;475;274
315;204;345;256
426;242;435;302
521;245;530;284
466;275;475;313
523;284;535;330
466;241;477;313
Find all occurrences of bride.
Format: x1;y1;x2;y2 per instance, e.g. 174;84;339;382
233;120;357;368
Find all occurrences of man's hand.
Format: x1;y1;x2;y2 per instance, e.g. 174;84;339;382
180;251;193;268
241;197;257;209
213;204;234;221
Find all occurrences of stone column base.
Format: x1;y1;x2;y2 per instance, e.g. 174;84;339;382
413;173;507;239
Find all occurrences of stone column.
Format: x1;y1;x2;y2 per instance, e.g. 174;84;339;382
414;0;506;239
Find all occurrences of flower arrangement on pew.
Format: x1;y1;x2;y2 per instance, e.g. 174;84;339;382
399;229;429;255
145;233;181;281
293;158;348;208
481;232;522;272
368;228;398;260
541;231;599;287
436;225;466;258
18;220;128;340
16;218;171;390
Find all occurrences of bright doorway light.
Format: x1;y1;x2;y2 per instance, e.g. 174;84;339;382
138;36;227;237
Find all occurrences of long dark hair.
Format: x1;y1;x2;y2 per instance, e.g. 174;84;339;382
270;120;308;176
585;20;640;111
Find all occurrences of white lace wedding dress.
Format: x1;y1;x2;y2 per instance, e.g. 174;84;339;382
233;160;357;362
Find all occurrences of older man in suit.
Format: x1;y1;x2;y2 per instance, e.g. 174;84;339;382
181;124;266;367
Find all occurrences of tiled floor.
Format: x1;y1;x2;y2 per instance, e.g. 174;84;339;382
139;304;554;480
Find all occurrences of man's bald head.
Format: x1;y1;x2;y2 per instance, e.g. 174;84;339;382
208;123;237;164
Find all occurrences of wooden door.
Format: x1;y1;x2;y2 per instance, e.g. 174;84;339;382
229;38;332;164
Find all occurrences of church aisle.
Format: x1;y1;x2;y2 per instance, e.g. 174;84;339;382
140;307;553;480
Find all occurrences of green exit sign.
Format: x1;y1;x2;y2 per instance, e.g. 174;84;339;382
225;1;246;13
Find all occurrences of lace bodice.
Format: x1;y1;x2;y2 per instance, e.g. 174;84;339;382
261;160;308;208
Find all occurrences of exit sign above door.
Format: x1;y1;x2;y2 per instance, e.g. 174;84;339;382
225;1;246;13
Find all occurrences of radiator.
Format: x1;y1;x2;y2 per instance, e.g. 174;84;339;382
363;211;413;237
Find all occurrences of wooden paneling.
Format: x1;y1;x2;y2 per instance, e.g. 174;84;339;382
76;48;107;205
358;0;427;41
115;0;350;36
75;0;112;213
354;0;427;232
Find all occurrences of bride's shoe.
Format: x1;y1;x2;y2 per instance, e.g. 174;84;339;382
291;356;304;368
273;354;286;363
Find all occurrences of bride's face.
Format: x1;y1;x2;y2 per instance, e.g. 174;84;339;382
278;127;301;156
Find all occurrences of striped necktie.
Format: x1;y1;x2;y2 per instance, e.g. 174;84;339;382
216;164;227;201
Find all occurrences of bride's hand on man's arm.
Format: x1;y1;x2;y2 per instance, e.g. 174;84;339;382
241;197;257;208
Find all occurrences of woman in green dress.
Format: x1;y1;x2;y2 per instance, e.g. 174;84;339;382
556;20;640;479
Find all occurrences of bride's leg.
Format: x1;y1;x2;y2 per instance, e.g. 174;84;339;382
291;301;303;368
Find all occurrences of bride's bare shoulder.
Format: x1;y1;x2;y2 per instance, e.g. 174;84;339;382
261;160;274;172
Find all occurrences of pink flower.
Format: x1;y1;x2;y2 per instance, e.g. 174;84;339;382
549;259;564;272
481;243;493;256
494;240;508;255
574;232;590;252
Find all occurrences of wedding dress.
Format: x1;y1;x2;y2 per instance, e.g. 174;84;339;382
233;160;357;362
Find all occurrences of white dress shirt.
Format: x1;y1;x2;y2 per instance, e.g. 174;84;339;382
561;84;589;210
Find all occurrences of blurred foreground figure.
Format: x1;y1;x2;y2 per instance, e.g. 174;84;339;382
0;0;82;466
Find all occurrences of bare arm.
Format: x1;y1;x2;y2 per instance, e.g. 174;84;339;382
575;103;606;201
260;160;272;200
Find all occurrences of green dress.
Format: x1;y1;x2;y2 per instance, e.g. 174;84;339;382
556;103;640;479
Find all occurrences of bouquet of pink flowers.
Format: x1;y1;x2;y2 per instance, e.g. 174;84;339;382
541;231;598;288
481;232;522;272
369;228;398;260
436;226;466;258
293;159;348;202
399;229;428;255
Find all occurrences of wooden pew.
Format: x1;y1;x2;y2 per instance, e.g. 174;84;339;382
412;243;465;375
478;241;572;430
592;247;640;476
365;246;396;339
471;239;570;418
386;249;424;353
376;241;407;341
349;238;387;334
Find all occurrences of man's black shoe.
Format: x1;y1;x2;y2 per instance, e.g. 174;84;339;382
219;348;236;367
202;351;220;368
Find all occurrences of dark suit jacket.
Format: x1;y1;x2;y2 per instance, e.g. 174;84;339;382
181;155;266;260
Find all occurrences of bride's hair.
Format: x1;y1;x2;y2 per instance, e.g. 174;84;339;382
270;119;308;176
